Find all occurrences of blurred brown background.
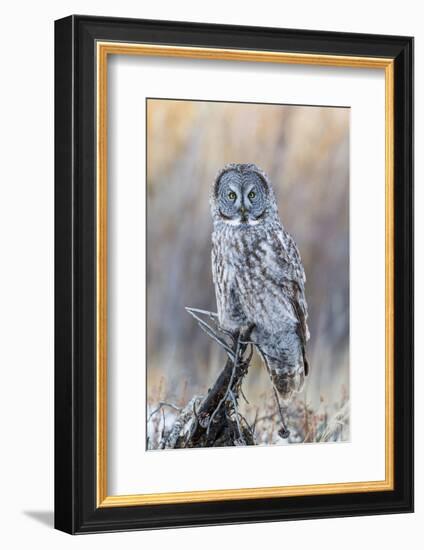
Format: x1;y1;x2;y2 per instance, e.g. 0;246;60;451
146;98;349;428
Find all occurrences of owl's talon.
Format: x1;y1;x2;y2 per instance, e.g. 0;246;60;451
278;427;290;439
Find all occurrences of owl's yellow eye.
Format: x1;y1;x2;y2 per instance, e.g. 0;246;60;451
228;191;237;200
248;190;256;199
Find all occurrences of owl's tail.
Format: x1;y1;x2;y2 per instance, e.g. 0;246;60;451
260;346;308;402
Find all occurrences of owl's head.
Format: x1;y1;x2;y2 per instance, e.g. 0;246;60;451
210;163;277;226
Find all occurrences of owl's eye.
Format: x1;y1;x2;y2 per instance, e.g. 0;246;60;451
248;190;256;200
228;191;237;200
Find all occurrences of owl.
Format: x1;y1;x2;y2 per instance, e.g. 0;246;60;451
210;163;310;401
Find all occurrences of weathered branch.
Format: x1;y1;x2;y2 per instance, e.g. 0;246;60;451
188;324;254;445
150;309;256;448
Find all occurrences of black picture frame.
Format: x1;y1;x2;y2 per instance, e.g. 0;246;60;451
55;15;414;534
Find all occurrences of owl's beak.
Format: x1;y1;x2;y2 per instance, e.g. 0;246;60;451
240;206;248;222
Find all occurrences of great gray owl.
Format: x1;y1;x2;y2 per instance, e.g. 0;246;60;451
210;163;310;401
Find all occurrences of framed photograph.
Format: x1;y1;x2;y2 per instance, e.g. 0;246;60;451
54;15;414;534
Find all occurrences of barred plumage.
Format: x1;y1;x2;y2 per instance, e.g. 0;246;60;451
210;163;310;401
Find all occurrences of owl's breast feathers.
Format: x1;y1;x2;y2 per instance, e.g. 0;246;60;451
212;221;309;339
212;220;310;395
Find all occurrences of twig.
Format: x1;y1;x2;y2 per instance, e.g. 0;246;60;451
252;408;259;433
148;401;182;423
159;408;167;449
185;307;218;318
206;331;242;436
273;387;290;439
185;307;235;358
238;411;256;441
239;384;250;405
229;389;245;445
186;307;235;340
255;412;278;424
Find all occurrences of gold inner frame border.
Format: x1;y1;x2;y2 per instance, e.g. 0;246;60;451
96;41;394;508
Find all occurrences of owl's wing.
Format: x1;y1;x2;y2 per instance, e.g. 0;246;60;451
281;233;309;340
273;229;310;373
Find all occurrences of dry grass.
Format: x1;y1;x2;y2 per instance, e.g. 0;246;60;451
147;375;349;450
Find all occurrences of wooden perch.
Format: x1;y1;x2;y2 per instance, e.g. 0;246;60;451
151;308;257;448
188;322;255;446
